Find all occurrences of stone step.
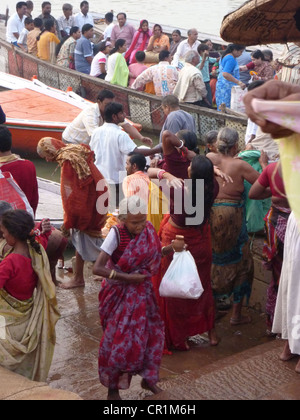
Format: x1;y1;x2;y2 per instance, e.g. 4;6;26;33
148;340;300;400
0;367;82;400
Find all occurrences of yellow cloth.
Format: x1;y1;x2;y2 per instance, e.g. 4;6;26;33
0;243;60;382
147;181;169;232
122;172;168;232
37;31;60;63
251;98;300;230
279;134;300;229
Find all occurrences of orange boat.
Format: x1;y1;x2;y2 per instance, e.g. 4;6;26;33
0;72;142;157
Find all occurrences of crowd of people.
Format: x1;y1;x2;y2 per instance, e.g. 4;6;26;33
5;1;281;110
1;0;300;401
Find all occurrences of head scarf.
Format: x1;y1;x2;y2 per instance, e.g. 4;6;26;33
37;137;92;179
37;137;108;232
124;19;151;63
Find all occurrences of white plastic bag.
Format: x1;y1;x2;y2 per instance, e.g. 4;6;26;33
159;250;204;299
230;85;246;113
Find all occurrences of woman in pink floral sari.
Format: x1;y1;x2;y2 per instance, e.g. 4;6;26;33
93;196;169;400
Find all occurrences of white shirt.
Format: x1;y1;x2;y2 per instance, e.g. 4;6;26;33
100;227;119;255
6;13;26;43
245;119;258;144
172;39;201;68
90;123;137;184
57;15;76;36
62;103;103;144
103;22;115;40
17;27;29;49
90;51;107;77
74;12;94;30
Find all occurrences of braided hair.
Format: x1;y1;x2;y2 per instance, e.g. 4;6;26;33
1;209;41;254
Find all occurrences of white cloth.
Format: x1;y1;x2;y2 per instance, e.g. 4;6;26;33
71;230;104;262
245;118;258;144
105;52;119;82
172;39;200;68
6;13;25;43
103;22;115;40
250;126;279;160
173;63;206;102
90;51;107;77
90;122;136;184
272;212;300;355
74;12;94;30
62;103;103;144
57;15;76;36
100;228;118;256
17;27;29;49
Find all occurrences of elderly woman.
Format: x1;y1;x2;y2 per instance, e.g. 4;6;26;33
144;24;170;64
0;207;59;381
93;195;184;400
37;137;108;289
216;44;246;111
207;127;261;325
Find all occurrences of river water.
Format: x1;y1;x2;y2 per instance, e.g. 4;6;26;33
47;0;245;37
12;0;248;179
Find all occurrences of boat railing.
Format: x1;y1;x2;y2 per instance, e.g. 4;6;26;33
0;38;248;149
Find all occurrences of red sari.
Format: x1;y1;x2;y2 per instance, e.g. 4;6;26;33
152;215;215;350
98;222;164;390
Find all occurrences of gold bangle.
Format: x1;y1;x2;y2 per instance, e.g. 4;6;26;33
109;269;116;279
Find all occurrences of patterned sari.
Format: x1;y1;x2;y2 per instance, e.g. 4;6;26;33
98;222;164;390
0;243;60;381
210;199;253;304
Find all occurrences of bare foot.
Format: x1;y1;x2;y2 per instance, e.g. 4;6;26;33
280;341;297;362
208;329;220;346
230;315;252;326
141;379;162;394
58;279;85;289
107;389;122;400
173;340;190;351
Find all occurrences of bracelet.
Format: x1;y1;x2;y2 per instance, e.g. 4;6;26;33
177;140;184;149
157;169;166;181
161;246;167;256
109;269;116;279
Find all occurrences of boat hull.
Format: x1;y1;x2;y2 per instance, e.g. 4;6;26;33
6;122;64;157
0;39;248;151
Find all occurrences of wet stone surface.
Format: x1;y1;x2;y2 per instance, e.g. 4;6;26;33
47;264;299;400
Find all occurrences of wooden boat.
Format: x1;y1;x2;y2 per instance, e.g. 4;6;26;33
0;71;142;157
0;26;249;151
0;72;91;156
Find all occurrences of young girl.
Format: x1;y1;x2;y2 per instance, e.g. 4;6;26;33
0;209;59;381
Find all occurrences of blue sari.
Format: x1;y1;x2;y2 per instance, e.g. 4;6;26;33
216;54;240;111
